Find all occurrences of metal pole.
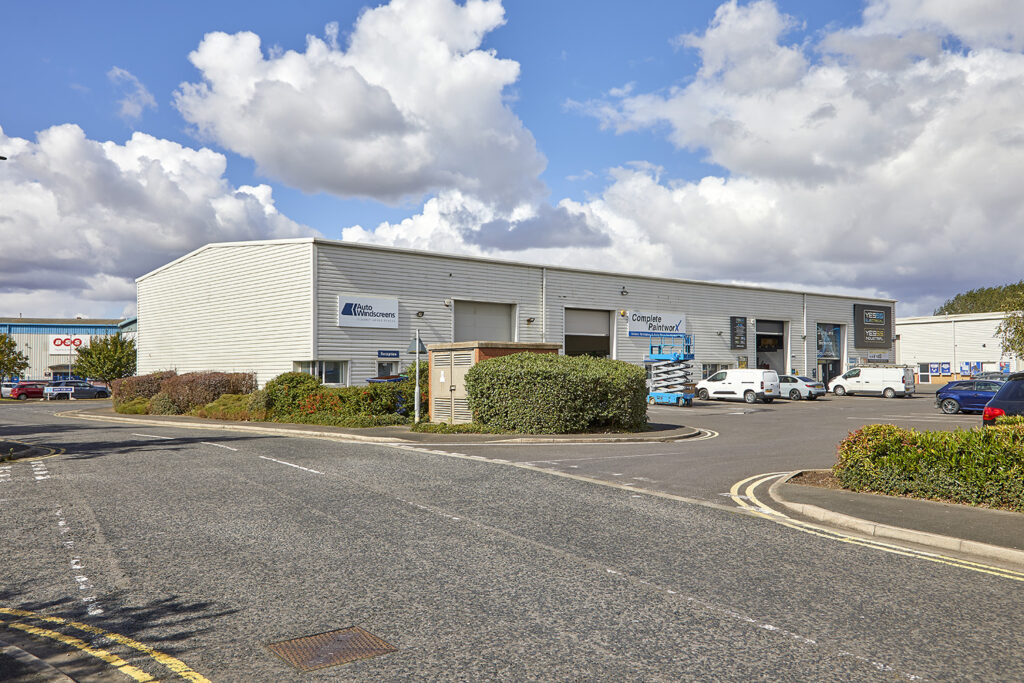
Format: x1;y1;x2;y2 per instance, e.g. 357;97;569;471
414;329;421;424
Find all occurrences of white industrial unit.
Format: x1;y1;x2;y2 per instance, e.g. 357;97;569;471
136;238;898;387
896;312;1022;383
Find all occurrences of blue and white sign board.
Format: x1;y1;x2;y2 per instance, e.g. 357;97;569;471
940;362;951;375
338;295;399;329
44;387;73;395
627;311;687;338
929;363;941;375
377;350;400;359
960;362;971;375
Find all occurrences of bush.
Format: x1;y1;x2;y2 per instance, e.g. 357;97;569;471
191;394;258;421
464;353;648;434
263;372;324;417
410;421;507;434
834;423;1024;511
115;397;150;414
158;372;256;414
149;392;179;415
111;371;177;408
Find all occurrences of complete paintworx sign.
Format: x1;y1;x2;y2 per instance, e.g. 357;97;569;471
338;295;399;328
628;311;687;337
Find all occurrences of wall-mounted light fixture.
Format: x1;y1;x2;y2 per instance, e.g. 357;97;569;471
415;311;425;318
620;286;628;296
443;299;452;308
619;310;627;317
526;317;536;324
716;331;723;336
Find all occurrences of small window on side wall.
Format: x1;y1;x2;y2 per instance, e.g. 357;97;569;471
294;360;348;386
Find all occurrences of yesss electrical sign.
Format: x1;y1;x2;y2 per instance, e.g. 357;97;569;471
627;311;687;338
338;295;399;329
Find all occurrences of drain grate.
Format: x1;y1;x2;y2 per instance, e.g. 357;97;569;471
267;627;397;671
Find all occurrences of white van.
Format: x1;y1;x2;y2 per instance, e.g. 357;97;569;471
828;366;915;398
695;369;780;404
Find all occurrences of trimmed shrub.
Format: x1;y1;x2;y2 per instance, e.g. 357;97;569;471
159;372;256;414
464;353;648;434
149;392;179;415
191;394;257;421
834;423;1024;511
246;389;271;421
263;372;324;417
111;371;176;408
115;397;150;415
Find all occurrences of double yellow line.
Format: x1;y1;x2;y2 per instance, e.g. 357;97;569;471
2;440;65;461
0;608;210;682
728;473;1024;583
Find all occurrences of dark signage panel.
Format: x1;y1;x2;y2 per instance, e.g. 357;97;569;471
853;304;891;349
730;316;747;350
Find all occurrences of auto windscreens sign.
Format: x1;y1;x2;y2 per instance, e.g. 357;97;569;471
338;295;399;328
627;311;687;337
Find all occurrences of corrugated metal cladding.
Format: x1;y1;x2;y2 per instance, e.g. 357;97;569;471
896;313;1022;374
0;320;122;380
136;238;896;387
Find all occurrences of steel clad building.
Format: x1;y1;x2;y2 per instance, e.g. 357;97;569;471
896;312;1022;384
0;317;125;381
136;238;897;387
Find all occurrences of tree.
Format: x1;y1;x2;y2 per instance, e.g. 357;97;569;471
996;292;1024;361
934;281;1024;315
0;334;30;380
73;333;136;385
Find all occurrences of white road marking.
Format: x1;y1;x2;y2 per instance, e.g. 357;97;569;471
131;433;174;440
54;508;104;616
258;455;323;474
200;442;238;451
31;460;50;481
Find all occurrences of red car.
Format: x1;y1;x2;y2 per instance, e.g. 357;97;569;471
11;381;48;400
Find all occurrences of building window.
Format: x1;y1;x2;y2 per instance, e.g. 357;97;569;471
702;363;730;379
294;360;348;386
377;361;397;377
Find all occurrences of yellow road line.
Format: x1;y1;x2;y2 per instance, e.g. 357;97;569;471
2;440;64;461
0;608;211;682
730;474;1024;582
5;622;155;682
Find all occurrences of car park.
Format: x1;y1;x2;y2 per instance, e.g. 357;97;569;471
10;381;48;400
778;375;825;400
695;368;780;404
936;379;1003;414
828;366;915;398
46;380;110;399
982;372;1024;425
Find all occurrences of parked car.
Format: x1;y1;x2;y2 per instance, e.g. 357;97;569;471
972;371;1008;381
1;381;18;398
46;380;110;400
982;372;1024;425
695;369;780;404
935;380;1003;414
11;381;48;400
778;375;825;400
828;366;915;398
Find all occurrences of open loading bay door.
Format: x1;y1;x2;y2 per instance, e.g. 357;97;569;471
564;308;611;358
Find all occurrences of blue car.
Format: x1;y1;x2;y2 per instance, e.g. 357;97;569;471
936;379;1003;414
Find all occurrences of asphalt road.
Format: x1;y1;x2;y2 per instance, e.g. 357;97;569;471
1;398;1021;681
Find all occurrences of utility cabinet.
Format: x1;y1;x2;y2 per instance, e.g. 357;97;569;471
428;341;562;424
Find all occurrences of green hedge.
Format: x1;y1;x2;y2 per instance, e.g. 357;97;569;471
112;371;177;409
463;353;647;434
833;423;1024;511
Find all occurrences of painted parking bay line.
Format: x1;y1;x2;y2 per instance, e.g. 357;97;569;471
201;441;238;451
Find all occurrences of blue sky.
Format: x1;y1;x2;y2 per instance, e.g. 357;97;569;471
2;0;1023;319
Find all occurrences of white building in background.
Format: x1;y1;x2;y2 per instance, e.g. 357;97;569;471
896;311;1022;384
135;238;897;387
0;317;126;381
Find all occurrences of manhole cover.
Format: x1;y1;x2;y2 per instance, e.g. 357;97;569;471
267;627;397;671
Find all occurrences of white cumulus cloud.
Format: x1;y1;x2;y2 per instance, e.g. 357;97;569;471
174;0;545;208
0;124;314;318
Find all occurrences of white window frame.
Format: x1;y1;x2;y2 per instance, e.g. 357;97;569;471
294;360;350;387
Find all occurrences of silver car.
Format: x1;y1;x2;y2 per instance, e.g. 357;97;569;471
1;381;17;398
46;380;110;400
779;375;826;400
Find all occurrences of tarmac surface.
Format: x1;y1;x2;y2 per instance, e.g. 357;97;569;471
62;402;1024;570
